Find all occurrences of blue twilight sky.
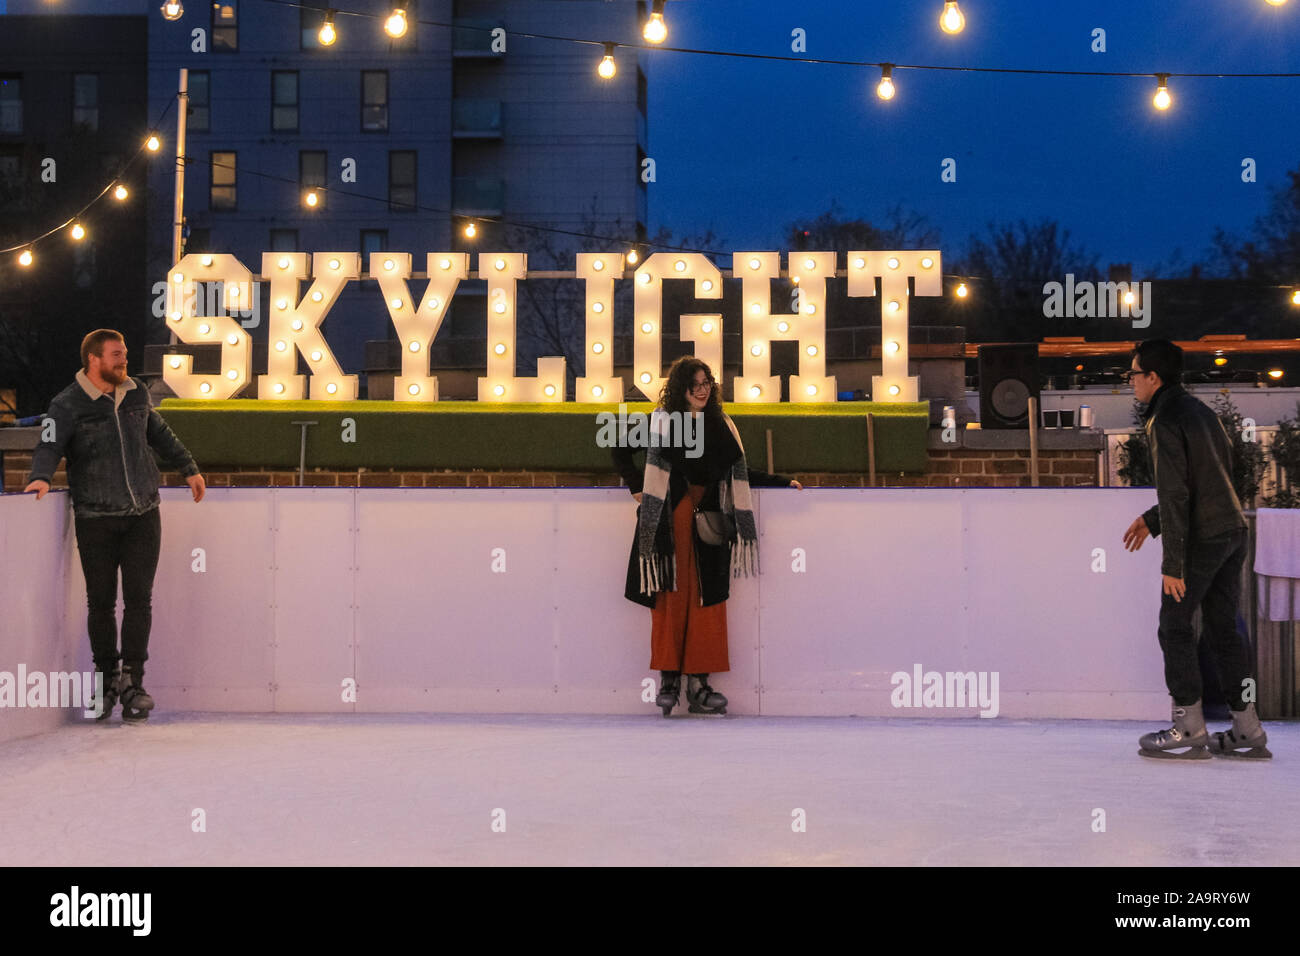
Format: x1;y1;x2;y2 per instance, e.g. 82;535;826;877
645;0;1300;275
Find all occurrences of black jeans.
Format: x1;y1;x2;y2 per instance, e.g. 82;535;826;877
1157;528;1254;710
73;507;162;675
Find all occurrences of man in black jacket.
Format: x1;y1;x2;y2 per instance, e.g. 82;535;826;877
24;330;206;723
1121;339;1270;759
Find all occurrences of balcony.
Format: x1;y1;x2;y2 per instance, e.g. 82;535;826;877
452;98;503;138
452;175;504;216
452;18;504;57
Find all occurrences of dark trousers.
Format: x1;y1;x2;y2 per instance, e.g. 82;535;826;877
1157;528;1254;710
74;507;162;675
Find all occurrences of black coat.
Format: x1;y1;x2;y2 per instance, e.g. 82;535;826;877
610;411;792;608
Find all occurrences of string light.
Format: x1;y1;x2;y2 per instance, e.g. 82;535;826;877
464;222;477;239
113;184;129;201
876;64;896;100
644;0;667;43
18;248;34;267
1153;73;1172;110
626;248;639;265
160;1;183;20
319;9;337;45
1265;0;1288;6
70;223;86;241
955;282;969;298
145;133;161;151
939;2;965;34
598;43;616;79
303;189;320;208
384;7;408;38
1292;290;1300;305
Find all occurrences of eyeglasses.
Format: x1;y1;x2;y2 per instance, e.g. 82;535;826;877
688;378;714;392
1121;368;1149;383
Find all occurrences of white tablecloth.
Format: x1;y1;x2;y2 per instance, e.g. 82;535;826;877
1255;509;1300;622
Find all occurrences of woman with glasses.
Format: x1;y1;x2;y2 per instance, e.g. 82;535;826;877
611;356;803;716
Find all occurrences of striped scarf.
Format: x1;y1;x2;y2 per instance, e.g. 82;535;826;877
636;409;759;596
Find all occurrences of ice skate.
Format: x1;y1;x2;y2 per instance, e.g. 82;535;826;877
686;674;727;716
656;671;681;718
89;666;119;722
1138;700;1210;760
1208;703;1272;759
119;666;155;725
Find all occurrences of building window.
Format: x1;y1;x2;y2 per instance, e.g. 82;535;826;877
212;1;239;52
188;71;210;132
301;2;328;49
300;150;326;208
0;147;22;184
270;229;299;252
389;151;416;212
272;71;299;132
210;151;236;210
360;230;387;287
0;76;21;135
73;74;98;131
361;71;388;132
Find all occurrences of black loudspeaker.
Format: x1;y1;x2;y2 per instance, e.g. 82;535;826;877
978;344;1039;429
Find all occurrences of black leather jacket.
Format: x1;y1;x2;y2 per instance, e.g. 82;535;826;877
27;372;199;517
1139;383;1246;577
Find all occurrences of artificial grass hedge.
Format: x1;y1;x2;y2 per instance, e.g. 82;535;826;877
156;400;929;472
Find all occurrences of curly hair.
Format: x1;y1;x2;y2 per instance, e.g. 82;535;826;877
658;356;721;414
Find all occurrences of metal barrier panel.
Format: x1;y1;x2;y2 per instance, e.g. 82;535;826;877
0;492;79;743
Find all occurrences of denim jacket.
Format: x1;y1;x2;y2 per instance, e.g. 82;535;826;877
27;371;200;518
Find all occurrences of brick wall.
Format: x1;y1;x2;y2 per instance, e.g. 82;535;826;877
3;448;1100;492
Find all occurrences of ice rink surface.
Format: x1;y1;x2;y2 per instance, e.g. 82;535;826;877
0;714;1294;867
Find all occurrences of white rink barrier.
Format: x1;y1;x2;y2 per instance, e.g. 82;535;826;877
1;487;1170;738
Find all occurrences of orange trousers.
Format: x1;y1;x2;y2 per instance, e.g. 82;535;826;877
649;484;729;673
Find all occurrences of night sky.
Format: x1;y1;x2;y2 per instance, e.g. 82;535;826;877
647;0;1300;275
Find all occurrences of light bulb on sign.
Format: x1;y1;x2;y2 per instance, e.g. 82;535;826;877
598;44;617;79
939;2;965;34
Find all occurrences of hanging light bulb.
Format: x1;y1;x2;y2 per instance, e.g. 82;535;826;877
598;43;617;79
160;1;183;21
19;248;34;267
1152;73;1172;110
113;184;129;201
303;189;319;208
1265;0;1288;6
70;223;86;241
1291;290;1300;305
626;248;639;265
385;7;408;39
145;133;161;151
318;10;337;46
955;282;968;298
939;2;965;33
876;64;896;100
644;0;667;43
464;221;477;239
